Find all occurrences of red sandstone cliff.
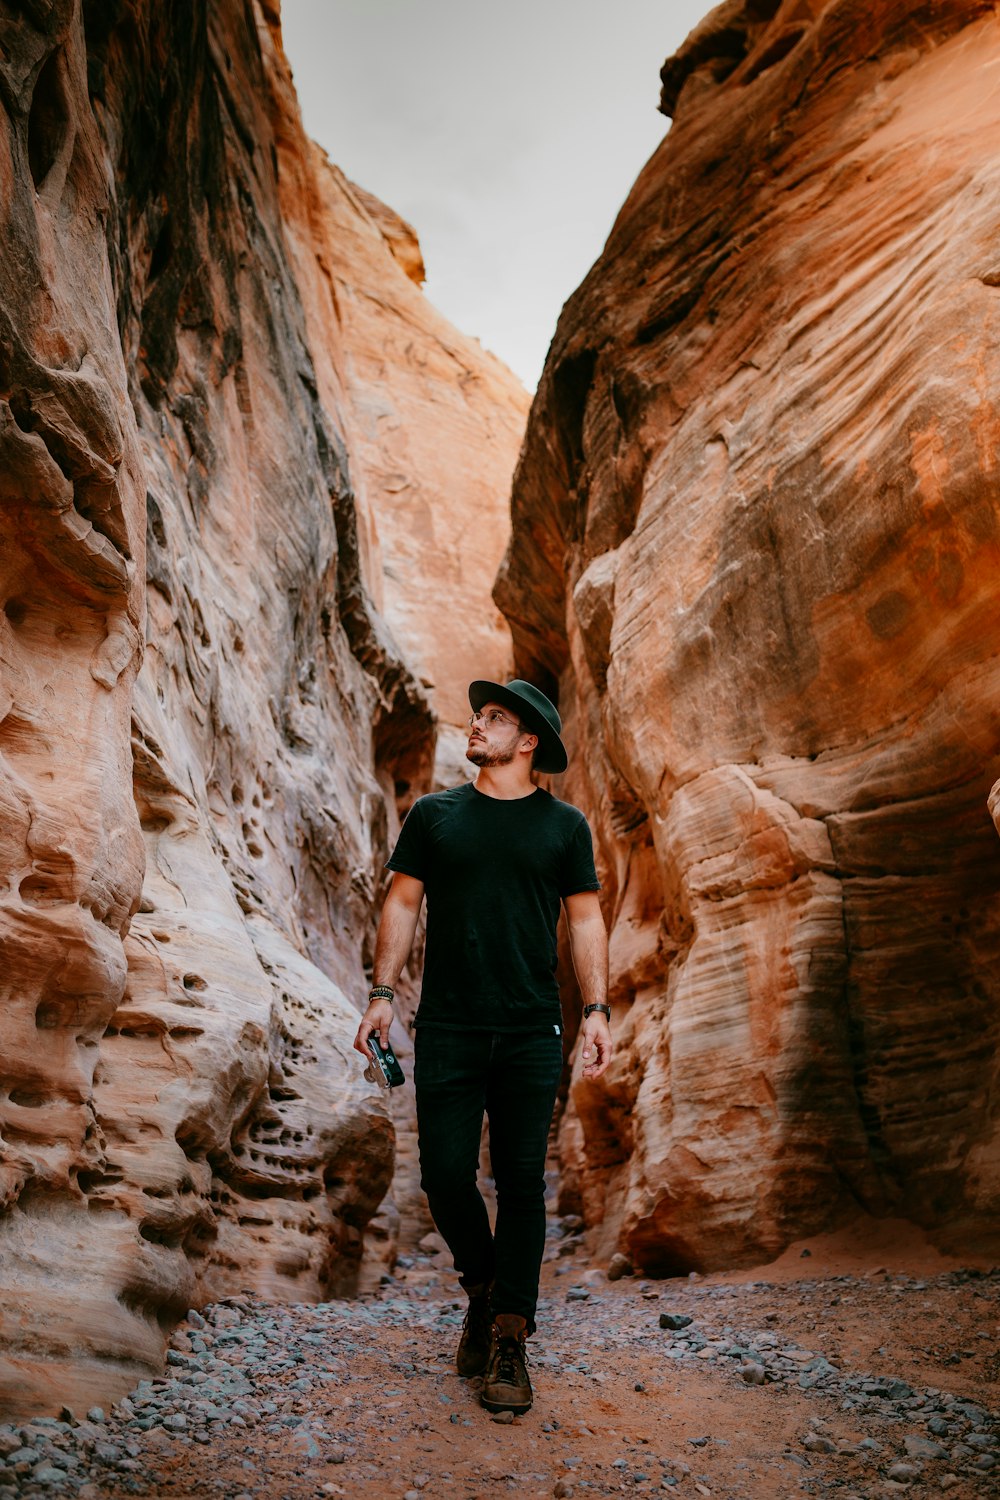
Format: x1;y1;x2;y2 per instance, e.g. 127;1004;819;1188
0;0;525;1416
498;0;1000;1273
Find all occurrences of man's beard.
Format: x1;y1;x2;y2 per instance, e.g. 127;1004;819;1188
466;740;517;768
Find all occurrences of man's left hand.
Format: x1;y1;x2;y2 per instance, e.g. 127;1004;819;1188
580;1015;613;1079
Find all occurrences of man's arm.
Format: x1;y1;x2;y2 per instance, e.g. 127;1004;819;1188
564;889;612;1080
353;871;425;1054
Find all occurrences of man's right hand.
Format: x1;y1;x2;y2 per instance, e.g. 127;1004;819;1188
354;998;393;1056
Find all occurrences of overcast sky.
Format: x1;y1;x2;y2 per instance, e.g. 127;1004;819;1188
280;0;711;390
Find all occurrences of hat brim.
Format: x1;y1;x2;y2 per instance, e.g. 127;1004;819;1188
468;680;568;775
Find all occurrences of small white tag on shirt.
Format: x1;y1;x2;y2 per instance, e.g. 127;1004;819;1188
554;1024;561;1035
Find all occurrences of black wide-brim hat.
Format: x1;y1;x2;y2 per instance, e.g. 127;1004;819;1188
468;678;568;775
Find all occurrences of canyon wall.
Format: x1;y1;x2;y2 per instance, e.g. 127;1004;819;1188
498;0;1000;1272
0;0;524;1416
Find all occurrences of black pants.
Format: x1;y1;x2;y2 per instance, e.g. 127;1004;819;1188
414;1025;563;1333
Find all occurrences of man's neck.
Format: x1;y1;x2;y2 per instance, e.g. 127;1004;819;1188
473;764;538;801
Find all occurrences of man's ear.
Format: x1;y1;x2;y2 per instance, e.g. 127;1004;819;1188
520;732;538;759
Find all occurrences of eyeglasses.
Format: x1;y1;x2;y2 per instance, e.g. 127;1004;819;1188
468;709;523;731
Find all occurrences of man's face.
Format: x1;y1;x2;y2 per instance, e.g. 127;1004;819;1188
466;702;530;767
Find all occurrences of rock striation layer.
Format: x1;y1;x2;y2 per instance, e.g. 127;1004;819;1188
0;0;525;1417
498;0;1000;1273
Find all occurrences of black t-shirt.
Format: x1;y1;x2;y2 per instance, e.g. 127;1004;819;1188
386;781;600;1030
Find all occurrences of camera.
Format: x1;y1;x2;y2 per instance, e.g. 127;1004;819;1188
364;1035;405;1090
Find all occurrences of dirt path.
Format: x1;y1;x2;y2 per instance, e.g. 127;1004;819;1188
2;1220;998;1500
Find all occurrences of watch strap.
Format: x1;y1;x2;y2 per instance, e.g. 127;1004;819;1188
583;1003;611;1021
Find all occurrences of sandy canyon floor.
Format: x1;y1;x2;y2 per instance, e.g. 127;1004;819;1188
2;1221;997;1500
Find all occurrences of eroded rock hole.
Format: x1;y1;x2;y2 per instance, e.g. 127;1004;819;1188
8;1088;46;1108
28;50;70;190
148;217;173;282
147;492;167;547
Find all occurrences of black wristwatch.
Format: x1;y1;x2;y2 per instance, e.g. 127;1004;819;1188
583;1004;611;1022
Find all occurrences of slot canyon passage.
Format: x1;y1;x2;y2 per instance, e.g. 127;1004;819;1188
1;0;1000;1496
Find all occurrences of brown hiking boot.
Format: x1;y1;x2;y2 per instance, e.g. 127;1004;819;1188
456;1284;493;1377
481;1313;532;1413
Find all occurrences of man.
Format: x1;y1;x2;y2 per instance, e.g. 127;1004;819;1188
354;678;612;1415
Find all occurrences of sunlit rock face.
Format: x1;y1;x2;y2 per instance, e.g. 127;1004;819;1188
306;155;528;780
0;0;523;1417
498;0;1000;1273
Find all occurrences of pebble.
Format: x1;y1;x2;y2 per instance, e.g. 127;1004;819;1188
491;1410;515;1424
903;1433;947;1459
802;1433;837;1454
658;1313;693;1331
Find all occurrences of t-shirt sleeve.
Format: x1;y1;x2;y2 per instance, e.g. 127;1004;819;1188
386;799;429;881
559;814;601;896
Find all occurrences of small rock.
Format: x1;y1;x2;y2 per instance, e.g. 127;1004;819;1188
85;1408;105;1425
404;1491;420;1500
491;1410;515;1425
31;1465;68;1486
903;1434;947;1459
972;1454;996;1471
579;1268;604;1288
659;1313;693;1331
289;1428;321;1459
565;1287;590;1302
802;1434;837;1454
554;1483;574;1499
740;1363;766;1385
887;1461;920;1481
607;1253;632;1281
939;1475;960;1490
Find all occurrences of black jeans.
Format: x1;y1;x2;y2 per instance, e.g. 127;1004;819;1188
414;1025;563;1333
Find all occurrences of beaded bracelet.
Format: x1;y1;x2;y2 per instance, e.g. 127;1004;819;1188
368;985;394;1004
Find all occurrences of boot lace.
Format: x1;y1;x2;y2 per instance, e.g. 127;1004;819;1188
492;1334;528;1385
